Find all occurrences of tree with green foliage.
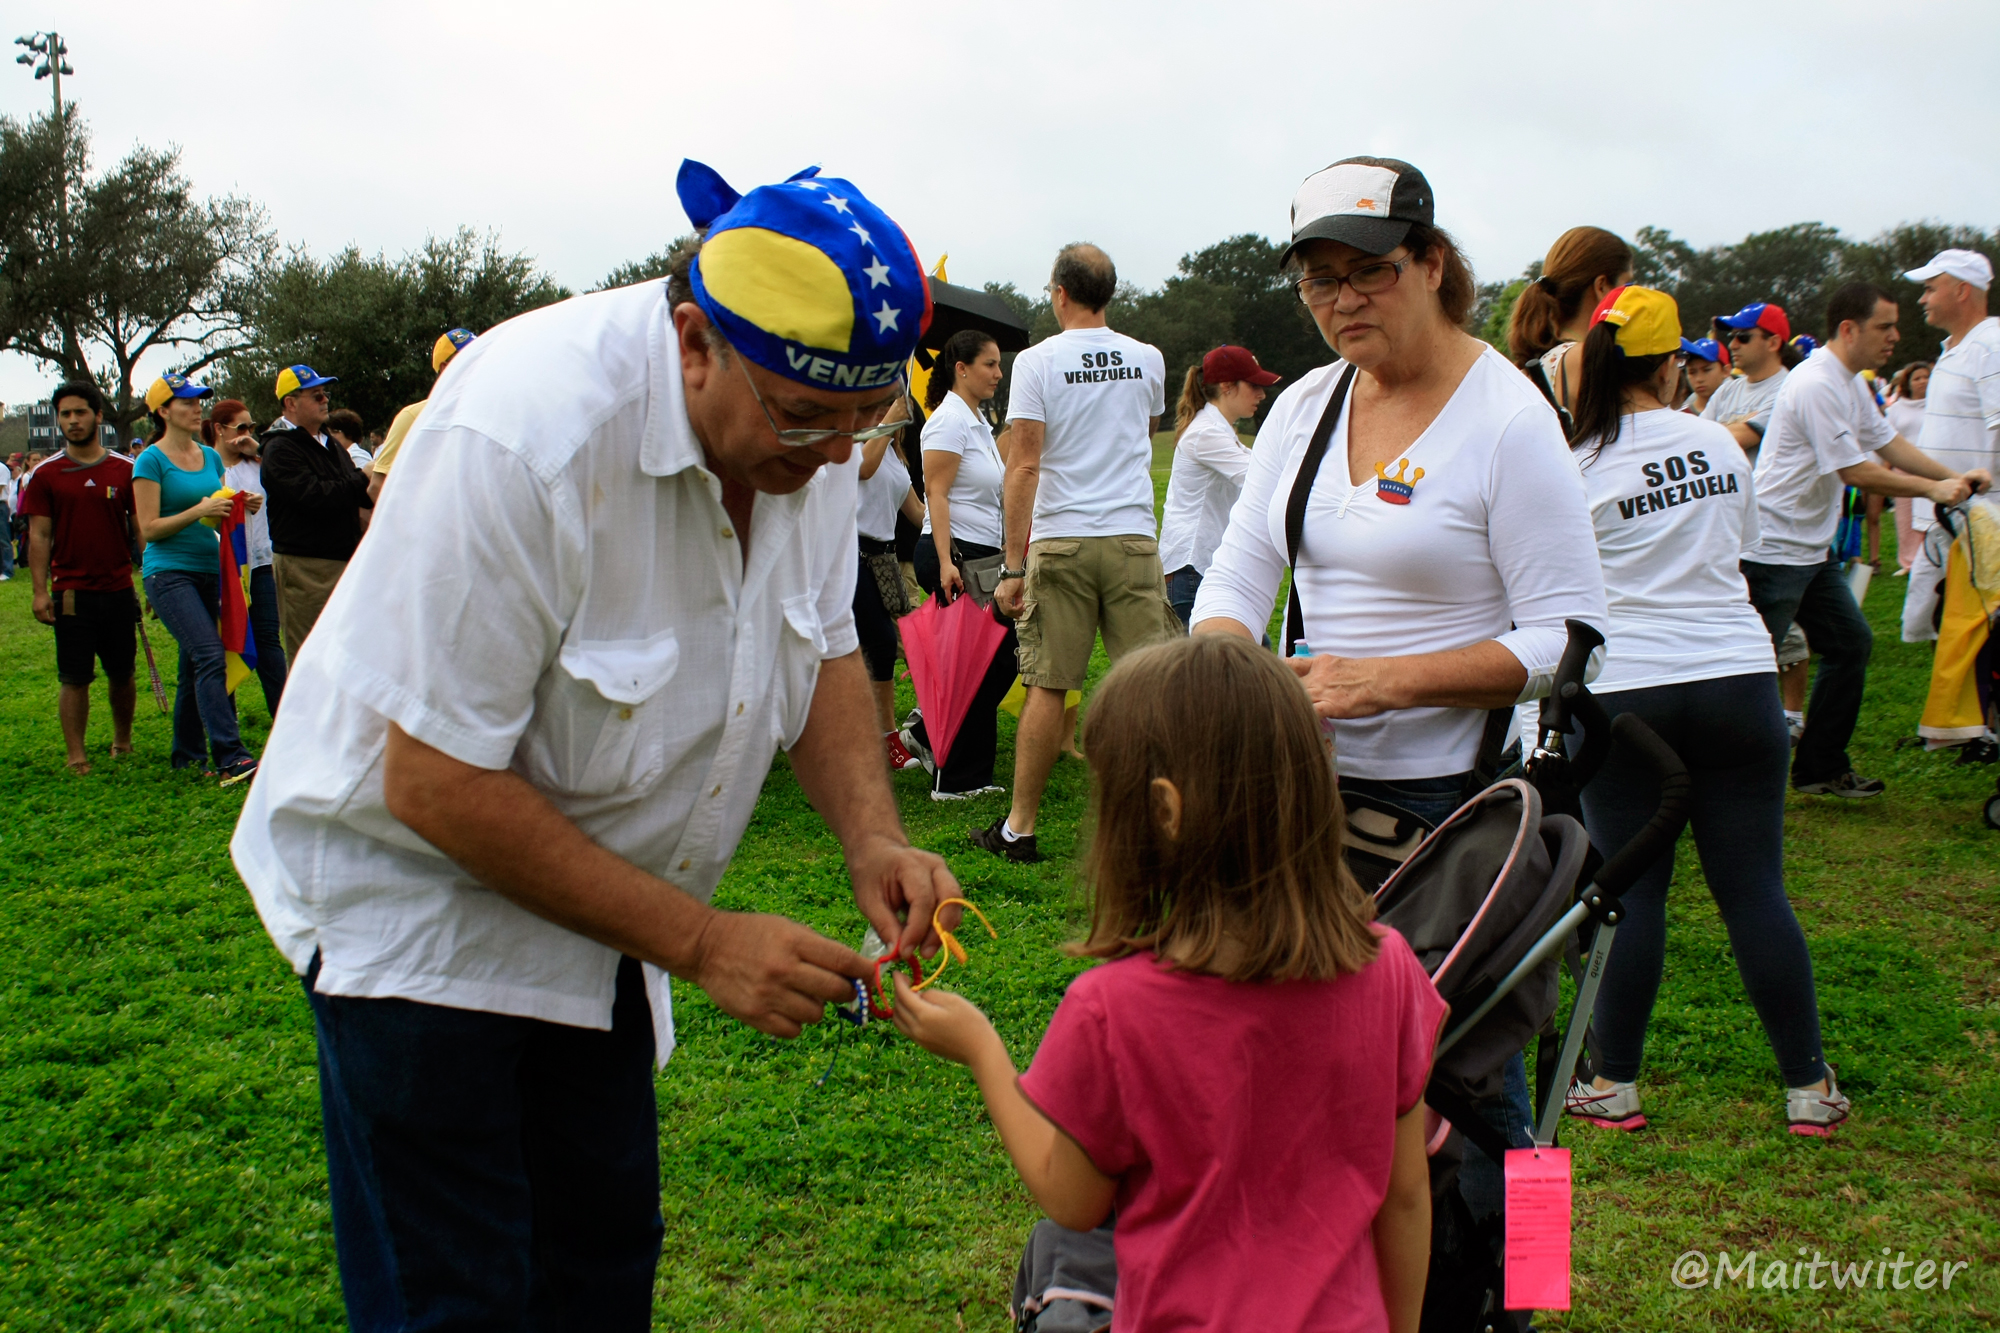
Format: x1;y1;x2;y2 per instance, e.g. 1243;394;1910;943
593;238;692;293
1841;221;2000;372
0;109;272;437
220;229;569;429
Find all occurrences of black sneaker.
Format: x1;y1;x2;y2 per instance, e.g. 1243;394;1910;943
219;758;259;788
969;815;1042;863
1793;771;1885;799
1955;737;1998;766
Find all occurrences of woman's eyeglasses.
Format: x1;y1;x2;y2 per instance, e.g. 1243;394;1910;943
1293;257;1412;308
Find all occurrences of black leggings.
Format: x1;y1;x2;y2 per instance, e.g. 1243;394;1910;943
910;538;1019;794
1580;672;1826;1087
853;538;900;686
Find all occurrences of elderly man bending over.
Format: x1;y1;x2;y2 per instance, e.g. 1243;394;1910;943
232;160;956;1331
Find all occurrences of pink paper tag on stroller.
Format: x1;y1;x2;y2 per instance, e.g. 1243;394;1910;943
1503;1147;1571;1310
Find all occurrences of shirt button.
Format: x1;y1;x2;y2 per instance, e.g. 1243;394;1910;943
678;859;691;872
618;707;633;720
736;702;744;715
721;527;734;539
711;784;722;797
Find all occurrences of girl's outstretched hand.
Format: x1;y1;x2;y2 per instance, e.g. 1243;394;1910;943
891;974;1001;1067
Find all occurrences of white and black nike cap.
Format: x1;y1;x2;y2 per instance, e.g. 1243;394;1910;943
1282;157;1435;265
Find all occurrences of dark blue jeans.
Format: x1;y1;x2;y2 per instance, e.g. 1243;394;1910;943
1580;673;1826;1087
1165;564;1201;630
305;953;664;1332
144;569;252;771
245;563;287;716
1740;557;1872;785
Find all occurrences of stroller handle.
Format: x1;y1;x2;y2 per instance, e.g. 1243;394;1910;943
1538;619;1606;740
1590;713;1693;899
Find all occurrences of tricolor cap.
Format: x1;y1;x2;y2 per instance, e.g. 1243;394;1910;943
1201;345;1281;386
1680;336;1729;367
1282;156;1434;265
1715;302;1791;343
1903;248;1993;291
1590;285;1681;358
275;364;338;399
144;372;214;413
433;328;476;373
678;159;930;391
1790;334;1817;359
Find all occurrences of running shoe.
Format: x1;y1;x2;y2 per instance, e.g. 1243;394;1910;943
1786;1072;1851;1137
1565;1079;1647;1131
1955;737;1998;766
885;730;921;772
219;758;259;788
1786;715;1805;748
898;718;936;776
1793;771;1885;799
932;784;1004;803
969;815;1042;864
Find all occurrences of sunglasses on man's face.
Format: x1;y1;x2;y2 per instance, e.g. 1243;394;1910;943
1726;329;1764;345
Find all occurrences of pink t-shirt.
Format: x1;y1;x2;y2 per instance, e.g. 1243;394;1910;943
1017;925;1447;1333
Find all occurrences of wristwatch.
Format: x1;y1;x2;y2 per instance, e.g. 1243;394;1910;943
998;566;1028;581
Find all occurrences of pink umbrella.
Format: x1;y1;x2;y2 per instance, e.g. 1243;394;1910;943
899;592;1010;771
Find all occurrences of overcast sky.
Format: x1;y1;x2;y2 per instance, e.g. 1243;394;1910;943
5;0;1997;410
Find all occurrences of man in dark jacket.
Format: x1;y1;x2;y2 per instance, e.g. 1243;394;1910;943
262;364;373;658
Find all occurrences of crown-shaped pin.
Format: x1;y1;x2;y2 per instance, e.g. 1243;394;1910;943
1373;458;1425;505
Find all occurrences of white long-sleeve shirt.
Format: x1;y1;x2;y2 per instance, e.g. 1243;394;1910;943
1158;402;1252;575
1192;348;1607;780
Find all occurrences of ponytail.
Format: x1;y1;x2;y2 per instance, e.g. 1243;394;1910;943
1173;365;1220;439
923;329;997;414
1568;321;1668;455
1508;226;1634;363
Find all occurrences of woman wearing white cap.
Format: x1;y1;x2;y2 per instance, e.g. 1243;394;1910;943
1192;155;1608;1218
1554;285;1846;1139
1158;345;1277;627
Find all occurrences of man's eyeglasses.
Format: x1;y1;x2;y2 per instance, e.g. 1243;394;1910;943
1294;256;1412;308
738;355;907;447
1725;329;1764;345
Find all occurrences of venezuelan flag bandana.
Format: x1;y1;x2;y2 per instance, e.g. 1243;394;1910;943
678;159;930;390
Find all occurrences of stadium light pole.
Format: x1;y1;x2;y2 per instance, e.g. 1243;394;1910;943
13;31;72;119
16;30;83;379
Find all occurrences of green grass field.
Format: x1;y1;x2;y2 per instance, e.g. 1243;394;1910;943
1;483;1995;1329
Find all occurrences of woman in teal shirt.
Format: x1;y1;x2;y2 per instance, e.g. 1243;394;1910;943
133;374;259;783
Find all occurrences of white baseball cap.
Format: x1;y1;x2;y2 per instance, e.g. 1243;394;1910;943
1903;248;1992;291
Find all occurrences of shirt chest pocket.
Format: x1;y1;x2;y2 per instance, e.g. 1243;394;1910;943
770;593;826;751
523;629;681;798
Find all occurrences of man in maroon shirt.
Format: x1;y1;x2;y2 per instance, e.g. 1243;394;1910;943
21;382;139;774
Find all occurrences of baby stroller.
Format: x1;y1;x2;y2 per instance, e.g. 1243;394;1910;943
1011;622;1693;1332
1923;498;2000;828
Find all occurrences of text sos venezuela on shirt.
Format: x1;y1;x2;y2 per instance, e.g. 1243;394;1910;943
1063;350;1145;384
1614;449;1741;521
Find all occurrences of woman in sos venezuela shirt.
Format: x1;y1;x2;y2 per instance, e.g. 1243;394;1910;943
1559;286;1847;1140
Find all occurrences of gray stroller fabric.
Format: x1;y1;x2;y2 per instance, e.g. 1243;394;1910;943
1374;779;1589;1105
1011;1218;1115;1332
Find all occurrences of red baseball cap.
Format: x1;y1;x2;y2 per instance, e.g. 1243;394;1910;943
1201;345;1281;386
1715;302;1790;343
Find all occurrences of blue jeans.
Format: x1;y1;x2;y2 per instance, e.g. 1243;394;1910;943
1740;557;1872;785
0;501;12;577
245;564;288;716
1165;564;1201;630
1580;673;1826;1087
143;569;251;771
305;953;664;1332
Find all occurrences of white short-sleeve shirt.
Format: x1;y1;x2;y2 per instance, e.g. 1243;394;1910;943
919;392;1006;548
1700;367;1788;438
1191;347;1608;780
1746;350;1896;565
858;443;910;544
1918;316;2000;491
230;281;863;1059
1576;410;1776;691
1158;402;1252;575
1006;327;1166;540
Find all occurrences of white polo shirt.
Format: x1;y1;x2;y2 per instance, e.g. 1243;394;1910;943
1916;316;2000;532
1158;402;1252;575
1192;348;1608;780
919;392;1006;548
231;281;862;1061
1006;326;1166;540
1746;349;1895;565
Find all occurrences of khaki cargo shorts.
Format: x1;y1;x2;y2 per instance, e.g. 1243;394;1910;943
1014;534;1181;691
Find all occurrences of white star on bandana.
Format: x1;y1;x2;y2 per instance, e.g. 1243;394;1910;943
793;180;823;191
873;301;900;334
848;221;873;248
824;195;852;215
863;258;892;288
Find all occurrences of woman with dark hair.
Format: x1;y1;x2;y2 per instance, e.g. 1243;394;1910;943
1193;157;1608;1215
1559;285;1846;1137
1507;225;1636;426
900;328;1018;800
206;399;288;715
1884;361;1932;573
1158;345;1278;627
133;374;259;784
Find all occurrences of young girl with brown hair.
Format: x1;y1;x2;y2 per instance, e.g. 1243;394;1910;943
894;634;1443;1332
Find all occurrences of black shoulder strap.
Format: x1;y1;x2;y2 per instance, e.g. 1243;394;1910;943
1283;364;1358;657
